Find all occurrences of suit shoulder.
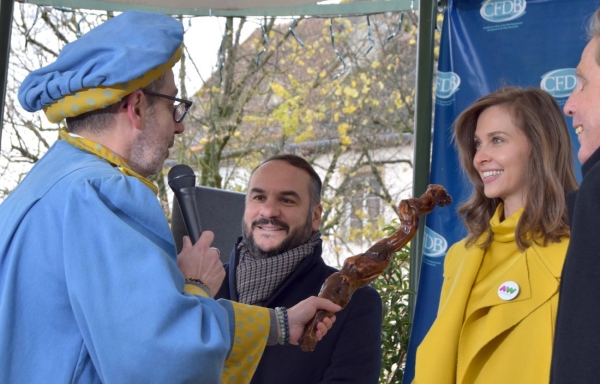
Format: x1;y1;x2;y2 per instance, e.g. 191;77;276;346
356;284;382;299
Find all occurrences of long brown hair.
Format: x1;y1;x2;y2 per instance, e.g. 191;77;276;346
454;87;578;250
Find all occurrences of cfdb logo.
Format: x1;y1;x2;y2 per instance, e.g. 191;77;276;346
480;0;527;23
436;72;461;99
540;68;577;98
423;226;448;257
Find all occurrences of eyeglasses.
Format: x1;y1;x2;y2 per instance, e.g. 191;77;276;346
142;90;193;123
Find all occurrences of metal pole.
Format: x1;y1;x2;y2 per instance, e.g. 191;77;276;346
408;0;436;322
0;0;15;150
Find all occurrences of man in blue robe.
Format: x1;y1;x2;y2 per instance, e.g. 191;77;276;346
0;11;339;383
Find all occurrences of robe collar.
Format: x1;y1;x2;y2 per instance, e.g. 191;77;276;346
58;128;158;195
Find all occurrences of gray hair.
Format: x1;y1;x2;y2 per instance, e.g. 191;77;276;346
589;9;600;39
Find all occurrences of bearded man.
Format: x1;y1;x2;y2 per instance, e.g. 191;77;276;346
216;154;383;384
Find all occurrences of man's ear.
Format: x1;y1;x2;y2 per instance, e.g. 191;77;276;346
123;90;147;131
312;203;323;231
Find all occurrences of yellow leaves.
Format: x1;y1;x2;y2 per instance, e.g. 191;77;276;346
307;67;316;76
304;109;316;123
297;59;305;67
270;82;289;98
409;38;416;45
343;86;359;98
372;99;380;106
354;209;369;220
242;115;265;123
281;116;300;136
371;61;381;69
338;123;353;145
342;105;357;114
334;112;340;122
319;70;327;78
211;86;221;93
394;98;403;108
378;81;384;90
234;131;241;138
294;125;315;143
338;122;350;134
287;74;299;87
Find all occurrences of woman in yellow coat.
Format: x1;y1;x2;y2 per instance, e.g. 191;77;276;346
414;87;578;383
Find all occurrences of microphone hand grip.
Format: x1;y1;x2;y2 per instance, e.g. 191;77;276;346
173;187;202;244
168;164;202;245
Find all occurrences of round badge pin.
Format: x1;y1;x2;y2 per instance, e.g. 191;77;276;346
497;281;519;301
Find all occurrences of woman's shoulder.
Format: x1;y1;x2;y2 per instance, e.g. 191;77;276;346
443;237;475;277
530;237;569;277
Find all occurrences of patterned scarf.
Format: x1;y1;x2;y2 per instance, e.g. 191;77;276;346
58;128;158;195
236;231;322;305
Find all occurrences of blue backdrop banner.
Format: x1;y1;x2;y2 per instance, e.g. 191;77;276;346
403;0;600;381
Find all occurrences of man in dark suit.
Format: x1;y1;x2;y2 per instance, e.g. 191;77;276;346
216;154;382;384
551;7;600;383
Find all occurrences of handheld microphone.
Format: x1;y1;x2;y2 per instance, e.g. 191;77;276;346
168;164;202;244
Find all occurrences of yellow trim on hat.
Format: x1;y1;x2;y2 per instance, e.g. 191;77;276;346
44;46;182;123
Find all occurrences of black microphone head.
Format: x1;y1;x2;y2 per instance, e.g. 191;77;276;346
168;164;196;191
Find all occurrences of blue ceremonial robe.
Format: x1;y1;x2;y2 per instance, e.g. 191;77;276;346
0;140;268;383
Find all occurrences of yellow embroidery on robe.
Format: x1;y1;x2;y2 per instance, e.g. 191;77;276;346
183;284;209;298
221;303;270;384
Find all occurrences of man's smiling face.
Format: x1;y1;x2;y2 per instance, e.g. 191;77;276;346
242;160;322;258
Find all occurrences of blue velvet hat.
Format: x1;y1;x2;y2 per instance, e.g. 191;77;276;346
18;11;184;123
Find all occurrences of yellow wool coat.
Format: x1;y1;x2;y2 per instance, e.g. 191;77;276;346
414;231;568;383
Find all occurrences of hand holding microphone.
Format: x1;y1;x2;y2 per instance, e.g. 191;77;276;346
178;231;225;296
169;164;225;296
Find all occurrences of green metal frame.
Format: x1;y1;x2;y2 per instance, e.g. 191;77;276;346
408;0;436;321
0;0;15;150
15;0;419;17
0;0;437;321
